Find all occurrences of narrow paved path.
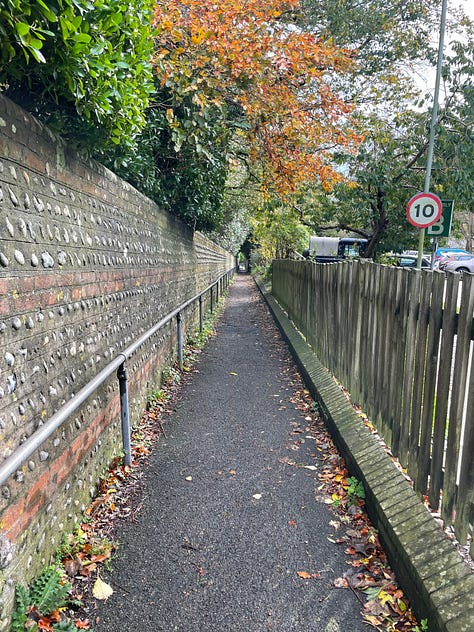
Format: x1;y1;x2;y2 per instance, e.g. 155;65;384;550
95;276;368;631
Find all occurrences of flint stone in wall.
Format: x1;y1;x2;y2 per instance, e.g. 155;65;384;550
0;535;15;570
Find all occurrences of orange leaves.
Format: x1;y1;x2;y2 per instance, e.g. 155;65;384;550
152;0;359;196
25;605;90;631
297;570;321;579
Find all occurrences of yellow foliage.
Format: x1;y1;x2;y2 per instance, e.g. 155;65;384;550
153;0;360;197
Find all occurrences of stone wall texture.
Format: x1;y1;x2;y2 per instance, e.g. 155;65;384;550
0;94;234;627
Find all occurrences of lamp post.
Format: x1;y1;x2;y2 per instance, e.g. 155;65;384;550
417;0;448;269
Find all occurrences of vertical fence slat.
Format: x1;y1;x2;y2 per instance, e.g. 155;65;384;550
407;273;432;481
385;268;405;450
398;270;422;468
454;329;474;545
372;266;387;432
428;273;460;508
416;272;444;494
351;261;365;404
391;269;410;456
442;273;474;525
365;264;381;421
380;267;396;443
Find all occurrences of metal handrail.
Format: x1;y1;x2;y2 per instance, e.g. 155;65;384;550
0;268;235;486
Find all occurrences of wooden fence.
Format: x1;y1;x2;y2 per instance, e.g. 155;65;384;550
272;259;474;552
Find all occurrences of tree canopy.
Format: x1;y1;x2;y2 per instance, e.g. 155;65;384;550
299;10;474;257
1;0;473;255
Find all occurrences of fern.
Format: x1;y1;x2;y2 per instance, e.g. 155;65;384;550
11;584;30;632
30;566;71;613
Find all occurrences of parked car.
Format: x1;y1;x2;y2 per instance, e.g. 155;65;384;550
438;252;473;271
384;254;431;269
444;256;474;274
434;248;472;269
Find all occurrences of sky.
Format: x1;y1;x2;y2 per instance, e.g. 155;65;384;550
414;0;473;95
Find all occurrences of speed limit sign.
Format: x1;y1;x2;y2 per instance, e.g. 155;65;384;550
406;192;443;228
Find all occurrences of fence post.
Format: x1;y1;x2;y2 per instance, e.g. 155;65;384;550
210;286;214;313
177;311;183;370
117;363;132;467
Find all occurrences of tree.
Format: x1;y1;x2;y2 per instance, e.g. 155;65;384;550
147;0;361;230
291;2;474;257
250;202;311;262
433;23;474;249
300;0;441;96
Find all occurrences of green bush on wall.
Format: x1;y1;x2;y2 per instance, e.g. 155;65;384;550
0;0;154;152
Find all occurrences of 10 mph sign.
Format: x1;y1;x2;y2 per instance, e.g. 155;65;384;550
406;192;443;228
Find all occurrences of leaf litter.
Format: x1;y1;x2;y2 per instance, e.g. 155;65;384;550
284;371;429;631
48;317;220;629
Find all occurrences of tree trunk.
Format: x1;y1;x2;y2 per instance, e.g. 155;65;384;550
362;187;388;259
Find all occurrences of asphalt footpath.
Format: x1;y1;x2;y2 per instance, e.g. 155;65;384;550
94;275;368;632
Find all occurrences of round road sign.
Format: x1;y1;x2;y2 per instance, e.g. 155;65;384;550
406;192;443;228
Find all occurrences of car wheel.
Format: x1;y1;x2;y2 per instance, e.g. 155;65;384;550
456;267;470;276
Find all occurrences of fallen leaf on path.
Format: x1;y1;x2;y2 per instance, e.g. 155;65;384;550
185;476;193;482
229;372;238;376
303;465;317;471
288;519;297;527
92;577;114;600
333;577;349;588
297;571;321;579
252;493;262;500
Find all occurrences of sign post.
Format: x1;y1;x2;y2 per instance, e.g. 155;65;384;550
415;0;447;269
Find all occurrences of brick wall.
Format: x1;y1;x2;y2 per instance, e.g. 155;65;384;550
0;95;234;627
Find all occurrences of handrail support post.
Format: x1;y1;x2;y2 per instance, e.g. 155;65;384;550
199;295;203;332
117;362;132;467
177;311;183;370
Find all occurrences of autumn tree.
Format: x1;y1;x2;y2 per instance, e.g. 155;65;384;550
239;0;444;258
291;1;474;256
145;0;360;230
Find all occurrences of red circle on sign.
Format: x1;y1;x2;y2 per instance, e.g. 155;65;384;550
406;193;443;228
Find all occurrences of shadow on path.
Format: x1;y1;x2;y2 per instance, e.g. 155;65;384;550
95;276;368;632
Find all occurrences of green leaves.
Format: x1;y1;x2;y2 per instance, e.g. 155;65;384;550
1;0;154;152
12;566;75;632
